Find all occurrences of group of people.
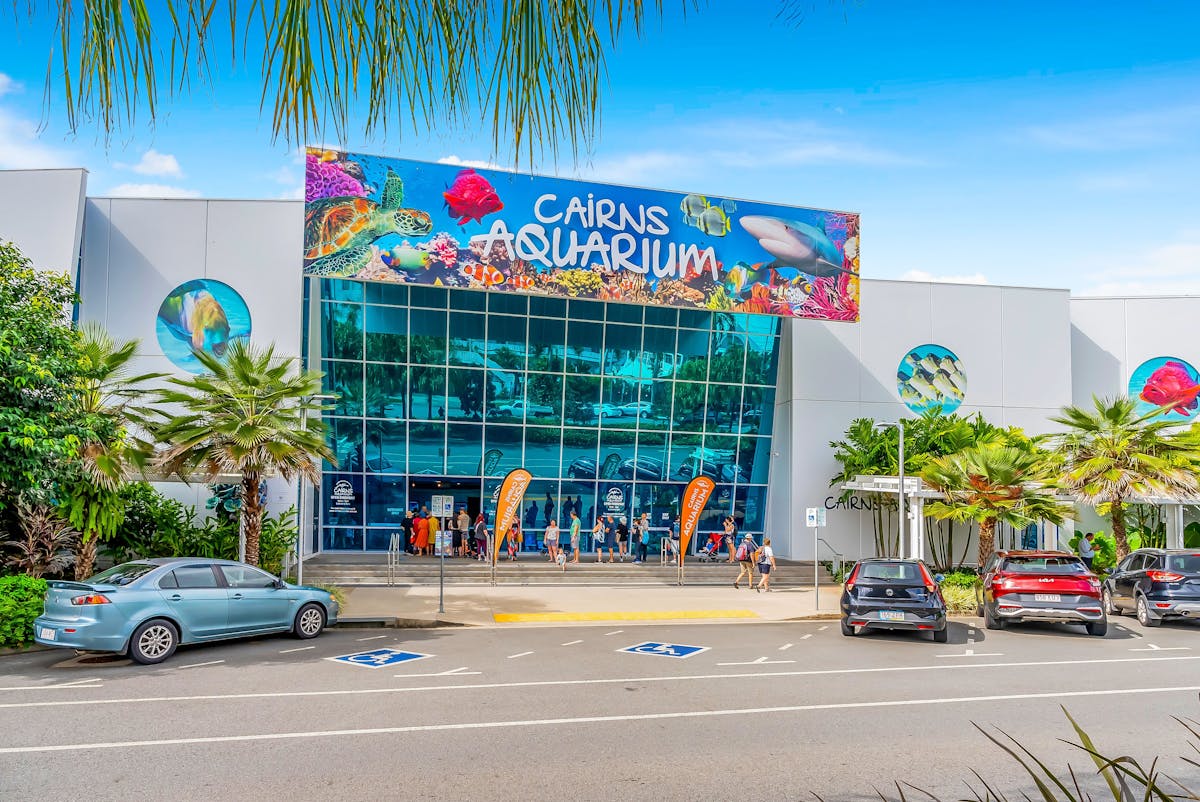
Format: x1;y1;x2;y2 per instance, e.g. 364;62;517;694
732;530;776;591
399;507;491;560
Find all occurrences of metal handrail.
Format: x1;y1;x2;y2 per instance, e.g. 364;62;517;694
387;532;402;586
816;537;844;582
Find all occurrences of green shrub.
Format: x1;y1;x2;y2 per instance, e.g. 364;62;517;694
310;582;347;607
0;575;48;648
938;570;979;589
940;585;978;615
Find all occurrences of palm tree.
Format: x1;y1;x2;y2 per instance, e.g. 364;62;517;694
62;323;162;579
19;2;670;161
1050;396;1200;561
923;444;1072;567
151;341;336;567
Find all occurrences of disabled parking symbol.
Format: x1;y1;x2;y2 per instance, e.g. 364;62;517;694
620;642;708;659
328;648;432;668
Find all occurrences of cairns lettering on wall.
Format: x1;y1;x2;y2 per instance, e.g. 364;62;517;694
824;495;881;512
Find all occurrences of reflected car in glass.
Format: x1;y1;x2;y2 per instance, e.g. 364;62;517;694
487;400;554;419
565;458;598;479
33;559;339;664
978;551;1106;636
591;403;621;418
1103;549;1200;627
620;402;653;417
617;457;667;481
840;559;948;642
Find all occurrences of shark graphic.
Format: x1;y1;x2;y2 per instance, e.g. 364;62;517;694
739;215;850;277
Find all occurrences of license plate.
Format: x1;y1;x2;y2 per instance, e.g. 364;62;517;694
1034;594;1061;603
38;627;55;641
880;611;905;621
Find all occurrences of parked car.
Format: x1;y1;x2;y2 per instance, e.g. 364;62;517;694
1103;549;1200;627
33;558;339;664
488;400;554;419
978;550;1106;636
566;457;598;479
617;456;667;481
840;559;949;642
674;459;748;484
620;402;653;416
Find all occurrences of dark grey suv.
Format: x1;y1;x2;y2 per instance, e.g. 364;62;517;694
1103;549;1200;627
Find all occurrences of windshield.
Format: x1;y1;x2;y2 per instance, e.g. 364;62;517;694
1167;554;1200;573
859;562;921;582
1001;556;1087;574
86;562;159;586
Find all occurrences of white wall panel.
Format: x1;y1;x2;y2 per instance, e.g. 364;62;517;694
1001;287;1072;409
931;283;1005;407
0;169;87;275
857;281;934;404
1069;299;1126;403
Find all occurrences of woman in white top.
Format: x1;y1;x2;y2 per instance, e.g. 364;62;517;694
756;537;777;592
544;520;560;563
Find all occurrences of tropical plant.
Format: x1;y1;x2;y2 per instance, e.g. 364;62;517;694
1051;396;1200;560
0;575;49;648
151;341;335;567
106;482;194;563
5;503;77;578
923;444;1072;567
60;323;163;579
1068;530;1118;573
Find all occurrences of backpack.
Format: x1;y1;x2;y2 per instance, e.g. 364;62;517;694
735;539;753;562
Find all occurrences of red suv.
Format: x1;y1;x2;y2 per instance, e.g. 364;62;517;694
978;550;1107;636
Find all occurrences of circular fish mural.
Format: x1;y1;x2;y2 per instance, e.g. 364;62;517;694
897;344;966;414
1129;356;1200;418
156;279;252;373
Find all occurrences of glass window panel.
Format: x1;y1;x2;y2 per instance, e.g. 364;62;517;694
745;334;779;385
322;527;363;551
527;318;565;372
409;309;447;365
568;298;603;321
667;431;703;480
485;315;528;370
601;378;640;428
321;302;363;360
451;289;486;311
483;424;523;475
678;308;710;329
524;426;563;478
321;473;363;528
738;436;772;484
641;326;679;381
600;430;637;478
449;312;487;367
447;368;486;421
522;481;560;541
676;328;710;383
606;303;643;324
563;375;601;425
735;486;768;533
365;283;408;306
322;360;363;417
706;384;744;434
563;428;599;480
365;475;407;527
365;528;396;551
632;482;684;539
703;435;743;483
407;422;446;474
408;366;447;420
697;484;735;545
410;285;448;309
320;278;363;302
635;431;669;478
566;321;603;375
365;420;406;474
484;369;523;419
524;373;563;425
446;423;484;475
603;324;643;377
558;480;598;534
364;305;408;363
708;332;747;384
671;381;709;432
639;379;673;431
745;315;780;337
740;386;775;436
364;363;406;419
324;417;363;472
488;293;528;315
645;306;678;327
530;296;566;318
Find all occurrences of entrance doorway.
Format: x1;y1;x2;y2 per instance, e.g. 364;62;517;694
408;477;482;522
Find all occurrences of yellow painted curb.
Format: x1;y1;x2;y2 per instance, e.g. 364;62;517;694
493;609;759;623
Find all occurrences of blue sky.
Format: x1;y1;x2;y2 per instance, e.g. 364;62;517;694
2;1;1199;294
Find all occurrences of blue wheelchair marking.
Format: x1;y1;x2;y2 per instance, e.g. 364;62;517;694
620;642;708;659
329;648;432;668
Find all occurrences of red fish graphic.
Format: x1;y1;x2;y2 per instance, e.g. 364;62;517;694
444;169;504;225
460;263;505;286
1140;360;1200;415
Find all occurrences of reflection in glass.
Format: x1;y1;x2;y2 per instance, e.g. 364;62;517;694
735;485;768;533
409;309;447;365
524;373;563;424
741;386;775;436
321;303;363;360
485;315;528;371
365;475;407;526
449;312;486;366
706;384;743;434
365;282;408;306
600;430;637;479
323;528;364;550
407;422;445;474
524;427;563;478
364;419;405;473
745;334;779;385
564;375;601;425
365;528;396;550
562;428;599;480
635;431;669;476
446;424;483;475
447;368;486;421
324;417;363;472
602;324;643;377
483;424;523;475
671;381;708;432
364;305;408;363
410;285;448;309
488;292;528;315
408;366;446;420
676;328;710;384
644;306;678;327
641;326;679;381
708;332;747;384
321;278;363;303
527;318;565;372
566;321;603;375
484;369;522;419
365;363;406;419
322;360;363;417
558;480;597;533
738;436;772;484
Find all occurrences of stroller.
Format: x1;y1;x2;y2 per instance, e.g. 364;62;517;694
697;535;725;563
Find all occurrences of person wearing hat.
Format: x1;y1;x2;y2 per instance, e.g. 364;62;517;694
733;531;758;589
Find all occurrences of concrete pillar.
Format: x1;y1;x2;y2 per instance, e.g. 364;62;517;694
1166;503;1185;549
908;496;925;560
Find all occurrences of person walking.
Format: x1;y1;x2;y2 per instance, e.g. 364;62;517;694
455;507;470;557
733;531;757;589
755;537;776;592
1078;532;1096;570
474;514;489;562
569;510;582;563
723;516;737;563
616;516;629;562
544;519;560;563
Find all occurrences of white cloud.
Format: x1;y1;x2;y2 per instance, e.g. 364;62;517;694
105;183;201;198
438;154;507;171
578;151;695;184
899;270;990;285
116;148;183;178
0;107;74;169
1024;105;1200;152
0;73;17;97
1080;237;1200;296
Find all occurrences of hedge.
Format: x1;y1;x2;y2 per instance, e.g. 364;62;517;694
0;575;48;648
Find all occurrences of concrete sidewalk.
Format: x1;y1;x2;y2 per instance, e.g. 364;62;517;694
339;583;845;627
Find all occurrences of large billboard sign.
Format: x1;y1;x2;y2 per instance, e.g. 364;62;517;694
303;148;860;321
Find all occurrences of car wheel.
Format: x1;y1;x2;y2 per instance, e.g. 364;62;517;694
984;604;1004;630
129;619;179;665
839;618;855;637
1136;595;1161;628
294;603;327;639
932;626;949;643
1086;618;1108;637
1102;588;1119;616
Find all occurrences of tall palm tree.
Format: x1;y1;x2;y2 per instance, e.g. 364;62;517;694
152;341;336;567
62;323;162;579
20;2;672;161
923;444;1071;568
1050;396;1200;560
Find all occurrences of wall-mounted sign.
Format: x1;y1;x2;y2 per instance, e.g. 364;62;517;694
604;486;626;515
897;343;966;415
1129;356;1200;419
156;279;252;374
328;478;360;518
303;149;860;321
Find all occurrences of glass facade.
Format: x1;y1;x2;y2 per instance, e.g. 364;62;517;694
304;279;780;552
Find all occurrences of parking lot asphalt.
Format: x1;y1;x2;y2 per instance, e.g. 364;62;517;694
2;615;1199;801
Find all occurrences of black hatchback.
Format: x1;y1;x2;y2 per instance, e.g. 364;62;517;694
1102;549;1200;627
840;559;949;642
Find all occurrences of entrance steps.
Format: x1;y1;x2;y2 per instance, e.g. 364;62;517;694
301;553;838;587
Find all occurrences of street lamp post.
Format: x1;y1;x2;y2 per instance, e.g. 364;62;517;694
875;421;906;558
295;393;337;585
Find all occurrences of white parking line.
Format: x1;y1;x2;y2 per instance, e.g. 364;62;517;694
507;651;534;659
779;643;793;651
7;685;1199;754
717;657;796;666
936;651;1003;658
279;646;316;654
0;680;103;692
395;668;483;678
6;654;1197;710
1130;644;1190;652
561;640;583;646
355;635;387;642
604;630;624;636
177;660;224;670
818;625;829;631
799;634;813;640
55;677;104;688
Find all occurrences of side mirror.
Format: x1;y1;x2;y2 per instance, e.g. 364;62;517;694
274;579;287;589
934;573;945;584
